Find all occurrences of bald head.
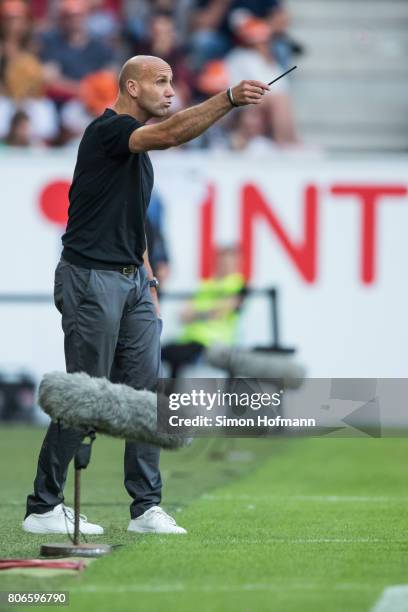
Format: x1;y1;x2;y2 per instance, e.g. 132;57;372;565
115;55;175;122
118;55;172;94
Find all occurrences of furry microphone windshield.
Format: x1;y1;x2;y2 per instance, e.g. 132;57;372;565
38;371;189;450
206;345;305;388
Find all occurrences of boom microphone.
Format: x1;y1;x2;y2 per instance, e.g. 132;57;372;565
206;345;305;388
38;371;189;450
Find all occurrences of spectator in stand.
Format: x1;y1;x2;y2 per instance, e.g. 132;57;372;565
2;109;31;146
229;105;277;152
0;0;36;89
229;0;293;69
0;51;59;143
189;0;295;70
86;0;120;41
38;0;117;101
29;1;61;29
122;0;151;43
188;58;232;149
61;69;118;143
133;11;193;110
225;16;298;146
188;0;233;70
123;0;192;45
154;0;179;11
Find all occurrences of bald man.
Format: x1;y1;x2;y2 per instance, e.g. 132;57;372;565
23;56;269;536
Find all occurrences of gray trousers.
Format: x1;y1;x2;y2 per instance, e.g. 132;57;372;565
25;257;162;519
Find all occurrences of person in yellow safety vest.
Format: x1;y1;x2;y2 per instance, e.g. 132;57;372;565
179;270;246;346
161;246;247;378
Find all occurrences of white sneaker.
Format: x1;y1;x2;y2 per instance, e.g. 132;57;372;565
127;506;187;534
22;503;104;535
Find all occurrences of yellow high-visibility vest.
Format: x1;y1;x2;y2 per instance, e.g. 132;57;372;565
179;273;245;346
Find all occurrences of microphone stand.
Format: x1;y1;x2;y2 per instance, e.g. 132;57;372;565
40;430;113;559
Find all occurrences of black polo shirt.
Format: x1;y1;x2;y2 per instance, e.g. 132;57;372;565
62;108;153;268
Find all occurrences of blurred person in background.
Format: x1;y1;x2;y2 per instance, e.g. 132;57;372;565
188;0;233;70
161;246;246;378
132;11;193;110
185;58;232;148
122;0;151;43
228;0;294;69
123;0;192;46
188;0;293;70
38;0;117;101
0;0;36;88
28;0;52;28
2;109;31;146
61;69;118;143
145;190;171;288
225;15;298;146
0;51;59;143
229;104;277;152
86;0;120;41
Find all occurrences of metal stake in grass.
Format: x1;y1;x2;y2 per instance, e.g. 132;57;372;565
40;431;113;559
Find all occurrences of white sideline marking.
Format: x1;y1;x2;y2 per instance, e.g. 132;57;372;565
70;582;372;594
201;494;408;503
371;586;408;612
201;537;405;544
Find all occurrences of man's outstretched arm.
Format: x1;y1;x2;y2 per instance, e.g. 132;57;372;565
129;80;270;153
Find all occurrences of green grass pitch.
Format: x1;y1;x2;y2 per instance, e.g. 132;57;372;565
0;427;407;611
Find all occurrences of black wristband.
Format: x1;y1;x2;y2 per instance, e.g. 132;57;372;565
227;87;239;108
